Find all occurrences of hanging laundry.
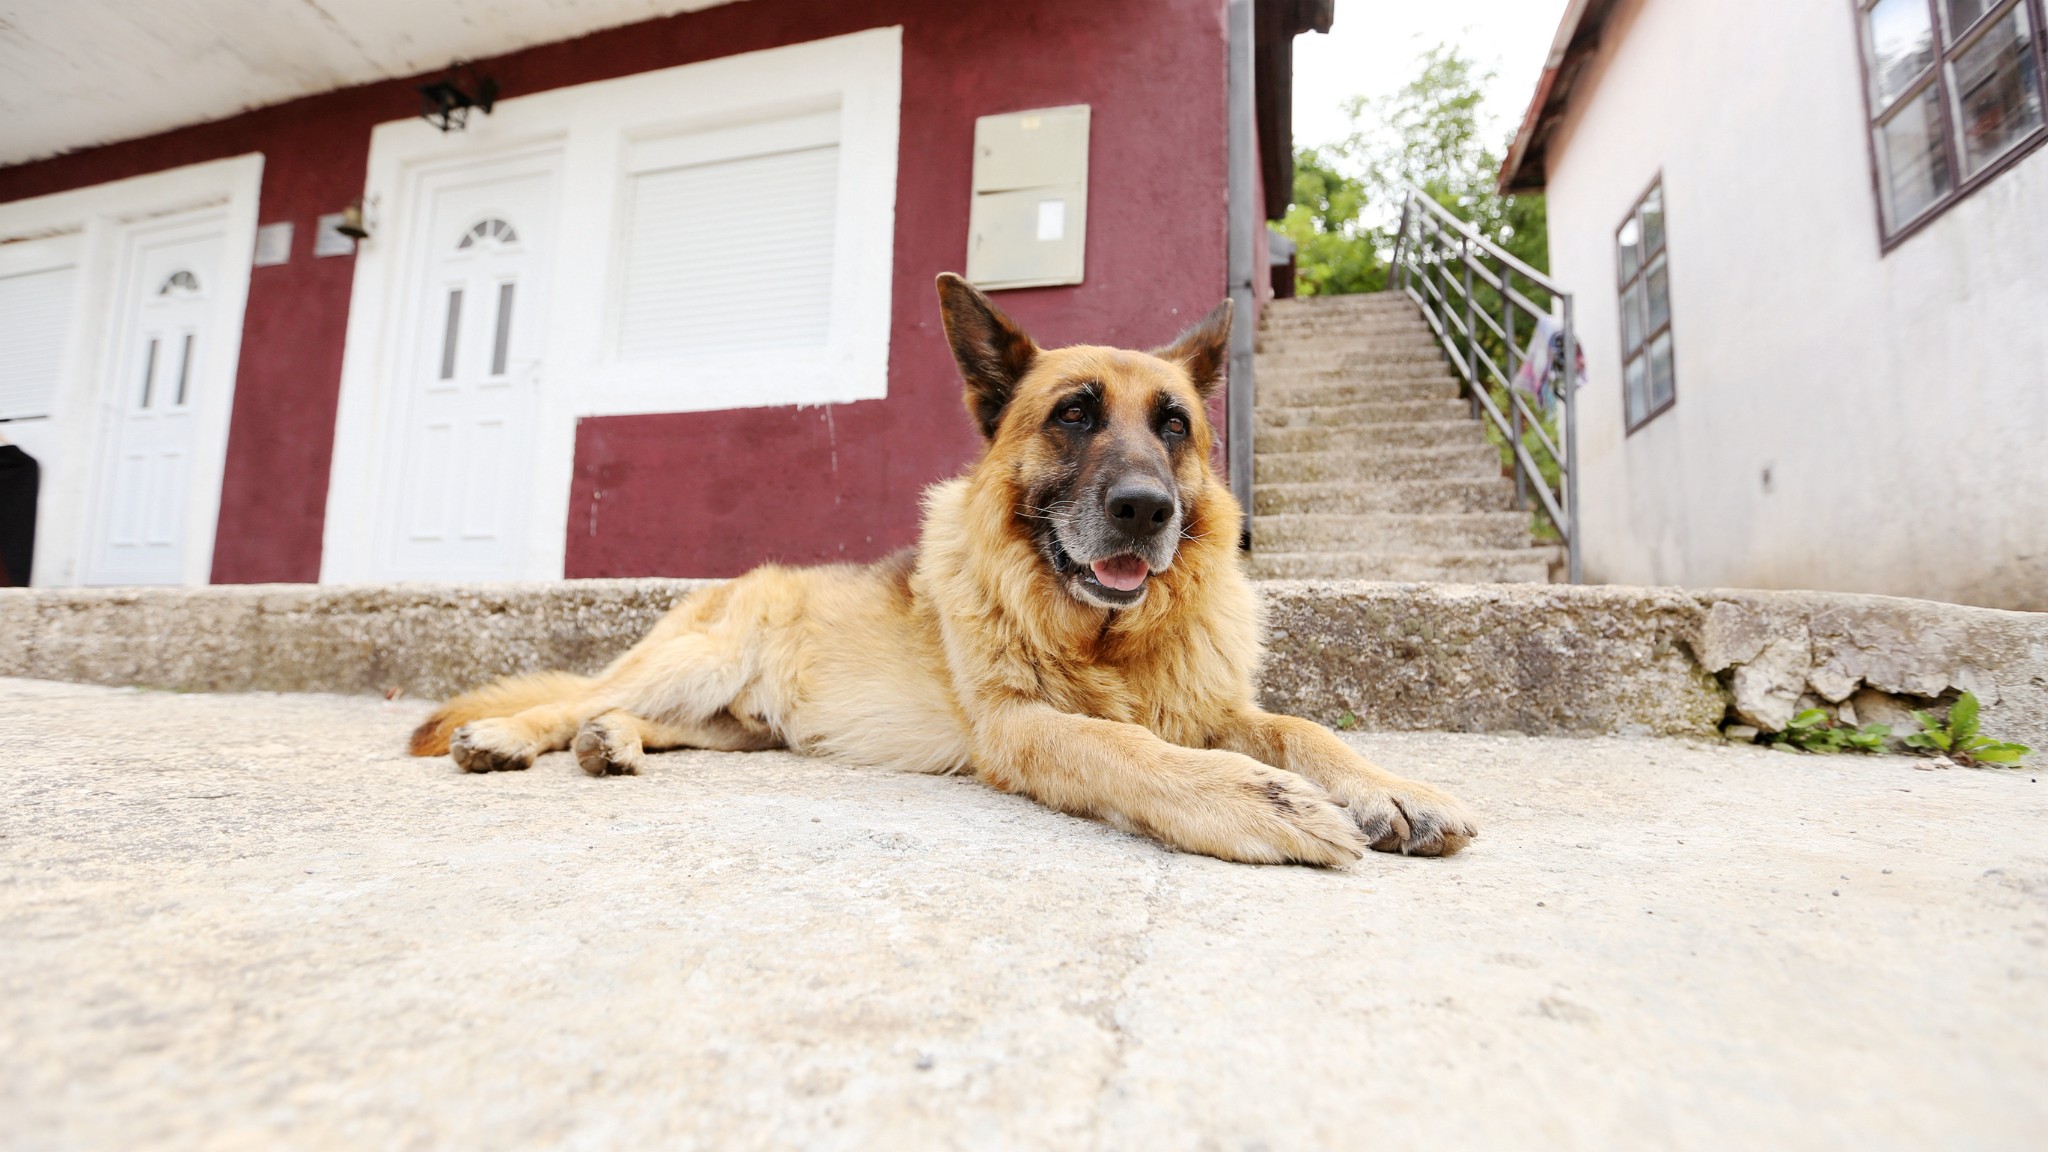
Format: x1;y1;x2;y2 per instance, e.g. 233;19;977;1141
1512;314;1588;408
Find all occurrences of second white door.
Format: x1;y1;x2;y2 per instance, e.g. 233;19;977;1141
379;152;558;580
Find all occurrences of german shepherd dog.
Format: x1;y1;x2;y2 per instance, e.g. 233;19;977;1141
409;275;1476;865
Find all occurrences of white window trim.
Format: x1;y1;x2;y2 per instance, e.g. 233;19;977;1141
0;154;263;587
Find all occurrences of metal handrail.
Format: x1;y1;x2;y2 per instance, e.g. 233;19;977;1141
1389;182;1580;583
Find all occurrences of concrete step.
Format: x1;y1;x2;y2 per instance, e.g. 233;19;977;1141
1247;548;1555;582
1257;322;1439;344
1253;512;1534;553
1263;292;1414;315
1257;398;1470;428
1253;478;1518;516
1259;379;1465;407
1253;336;1449;358
1255;445;1503;485
1256;358;1452;383
1258;421;1490;455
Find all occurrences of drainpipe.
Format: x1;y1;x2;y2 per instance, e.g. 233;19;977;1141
1225;0;1257;549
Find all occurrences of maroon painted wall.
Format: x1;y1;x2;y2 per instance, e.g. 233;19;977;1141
0;0;1231;581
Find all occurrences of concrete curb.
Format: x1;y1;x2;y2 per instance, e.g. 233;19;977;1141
3;579;2042;762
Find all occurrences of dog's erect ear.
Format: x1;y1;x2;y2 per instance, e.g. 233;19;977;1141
1155;298;1234;398
936;272;1039;440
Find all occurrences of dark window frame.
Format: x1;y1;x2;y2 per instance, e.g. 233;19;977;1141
1852;0;2048;251
1616;176;1677;435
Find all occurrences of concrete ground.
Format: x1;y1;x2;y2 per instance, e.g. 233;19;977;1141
2;677;2043;1151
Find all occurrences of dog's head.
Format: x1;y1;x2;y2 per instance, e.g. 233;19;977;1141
936;273;1232;611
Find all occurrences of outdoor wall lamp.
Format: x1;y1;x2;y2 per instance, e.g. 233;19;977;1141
417;63;498;133
334;198;370;241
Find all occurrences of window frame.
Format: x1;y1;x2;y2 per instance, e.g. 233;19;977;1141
1615;176;1678;435
1852;0;2048;250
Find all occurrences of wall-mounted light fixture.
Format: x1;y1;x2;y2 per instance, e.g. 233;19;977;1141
417;63;498;133
335;198;371;240
315;195;376;258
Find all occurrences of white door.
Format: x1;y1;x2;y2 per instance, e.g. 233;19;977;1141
379;155;557;580
84;213;226;585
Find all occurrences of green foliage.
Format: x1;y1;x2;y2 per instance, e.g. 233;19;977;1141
1335;710;1360;731
1278;149;1385;296
1902;691;2031;765
1766;709;1891;754
1278;44;1550;299
1342;46;1548;275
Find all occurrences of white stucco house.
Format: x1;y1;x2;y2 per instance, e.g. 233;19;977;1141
1501;0;2048;611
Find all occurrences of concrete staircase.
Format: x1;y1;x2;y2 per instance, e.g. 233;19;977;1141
1248;291;1555;582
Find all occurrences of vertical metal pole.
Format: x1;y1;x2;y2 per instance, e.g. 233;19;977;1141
1461;237;1477;415
1224;0;1256;549
1391;196;1413;293
1419;226;1433;322
1505;259;1524;511
1561;293;1582;584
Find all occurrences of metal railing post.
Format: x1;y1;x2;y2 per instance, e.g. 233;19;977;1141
1561;294;1581;584
1391;197;1414;293
1504;258;1524;511
1461;236;1478;415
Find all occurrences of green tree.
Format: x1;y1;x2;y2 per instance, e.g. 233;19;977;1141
1282;44;1549;295
1278;149;1385;295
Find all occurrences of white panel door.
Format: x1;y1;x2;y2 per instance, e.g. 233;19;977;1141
84;214;225;586
379;155;557;580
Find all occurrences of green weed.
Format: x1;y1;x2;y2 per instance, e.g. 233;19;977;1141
1902;691;2030;766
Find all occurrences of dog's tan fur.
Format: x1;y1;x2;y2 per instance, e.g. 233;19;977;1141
410;275;1475;865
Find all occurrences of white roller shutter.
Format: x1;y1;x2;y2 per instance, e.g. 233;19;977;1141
616;109;840;364
0;263;77;421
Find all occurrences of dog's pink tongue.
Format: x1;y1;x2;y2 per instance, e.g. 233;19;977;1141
1091;555;1150;592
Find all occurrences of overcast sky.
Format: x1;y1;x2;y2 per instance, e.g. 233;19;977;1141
1291;0;1574;156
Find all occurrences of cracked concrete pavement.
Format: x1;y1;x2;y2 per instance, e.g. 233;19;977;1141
2;676;2044;1149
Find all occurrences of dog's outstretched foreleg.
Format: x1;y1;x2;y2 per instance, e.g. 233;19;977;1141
969;701;1367;865
1211;710;1477;856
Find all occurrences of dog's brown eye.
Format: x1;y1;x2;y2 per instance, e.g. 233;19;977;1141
1164;416;1188;436
1059;405;1087;425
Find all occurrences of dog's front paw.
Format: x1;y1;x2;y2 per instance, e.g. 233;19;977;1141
449;720;537;774
1238;765;1371;866
1341;780;1477;857
1146;754;1367;866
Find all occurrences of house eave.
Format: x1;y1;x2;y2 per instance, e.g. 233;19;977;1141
1497;0;1621;195
0;0;753;169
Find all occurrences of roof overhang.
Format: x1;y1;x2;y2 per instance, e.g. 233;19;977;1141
1497;0;1622;194
1254;0;1336;221
0;0;750;169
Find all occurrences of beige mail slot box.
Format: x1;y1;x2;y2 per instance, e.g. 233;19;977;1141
967;105;1089;290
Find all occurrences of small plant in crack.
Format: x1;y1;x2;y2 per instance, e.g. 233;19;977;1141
1765;709;1891;754
1902;692;2030;766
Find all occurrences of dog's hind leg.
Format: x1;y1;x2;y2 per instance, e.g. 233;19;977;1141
451;697;608;774
572;708;779;776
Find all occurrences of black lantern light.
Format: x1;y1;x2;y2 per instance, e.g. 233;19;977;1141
417;63;498;133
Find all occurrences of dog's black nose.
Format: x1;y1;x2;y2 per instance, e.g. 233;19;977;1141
1105;482;1175;538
